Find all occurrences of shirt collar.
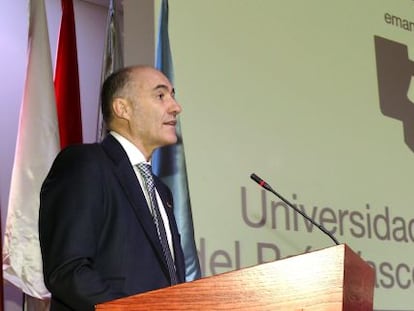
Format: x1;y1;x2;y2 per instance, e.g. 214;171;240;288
110;131;149;166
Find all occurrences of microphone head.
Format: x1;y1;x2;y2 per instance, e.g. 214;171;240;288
250;173;261;184
250;173;273;191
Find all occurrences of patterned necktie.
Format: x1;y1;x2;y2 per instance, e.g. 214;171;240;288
137;162;178;285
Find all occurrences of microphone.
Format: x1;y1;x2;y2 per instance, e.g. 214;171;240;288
250;173;340;245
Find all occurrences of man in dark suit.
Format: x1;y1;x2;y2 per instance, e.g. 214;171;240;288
39;65;187;311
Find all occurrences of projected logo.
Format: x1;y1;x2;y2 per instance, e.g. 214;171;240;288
374;35;414;152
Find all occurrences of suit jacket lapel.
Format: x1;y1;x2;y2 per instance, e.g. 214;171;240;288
100;135;168;267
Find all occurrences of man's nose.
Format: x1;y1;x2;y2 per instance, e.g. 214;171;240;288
171;99;182;115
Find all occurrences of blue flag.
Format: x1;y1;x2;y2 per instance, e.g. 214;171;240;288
152;0;202;281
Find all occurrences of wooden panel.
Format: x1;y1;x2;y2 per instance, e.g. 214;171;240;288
96;244;374;311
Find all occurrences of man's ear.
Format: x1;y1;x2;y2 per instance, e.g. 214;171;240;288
112;98;130;121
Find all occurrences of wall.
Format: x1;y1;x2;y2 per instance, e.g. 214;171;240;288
162;1;414;310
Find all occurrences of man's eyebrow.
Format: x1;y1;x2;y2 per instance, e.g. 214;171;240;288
153;84;175;95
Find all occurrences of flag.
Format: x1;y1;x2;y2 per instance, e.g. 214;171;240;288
54;0;82;148
152;0;202;281
96;0;123;141
2;0;59;300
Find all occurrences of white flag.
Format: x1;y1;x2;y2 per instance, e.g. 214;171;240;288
3;0;59;299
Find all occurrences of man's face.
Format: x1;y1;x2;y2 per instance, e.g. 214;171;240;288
128;68;182;155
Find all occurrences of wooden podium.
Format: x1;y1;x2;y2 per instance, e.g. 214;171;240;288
96;244;375;310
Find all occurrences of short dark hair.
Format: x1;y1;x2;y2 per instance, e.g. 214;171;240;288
100;66;136;126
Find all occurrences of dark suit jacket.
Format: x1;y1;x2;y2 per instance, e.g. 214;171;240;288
39;135;186;311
